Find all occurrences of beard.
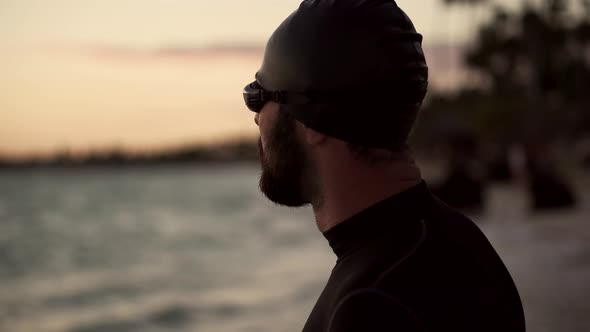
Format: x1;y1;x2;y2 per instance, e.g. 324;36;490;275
258;112;310;207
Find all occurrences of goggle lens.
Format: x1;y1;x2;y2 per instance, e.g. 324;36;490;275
243;82;266;113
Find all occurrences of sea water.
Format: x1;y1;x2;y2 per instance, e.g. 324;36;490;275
0;164;589;332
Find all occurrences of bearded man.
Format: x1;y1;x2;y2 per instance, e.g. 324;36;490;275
242;1;526;331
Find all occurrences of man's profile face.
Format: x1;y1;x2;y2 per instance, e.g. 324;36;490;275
256;102;309;207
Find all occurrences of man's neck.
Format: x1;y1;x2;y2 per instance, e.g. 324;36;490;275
312;163;422;232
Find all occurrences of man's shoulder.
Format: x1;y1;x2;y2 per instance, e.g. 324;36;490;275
327;288;425;332
371;198;526;331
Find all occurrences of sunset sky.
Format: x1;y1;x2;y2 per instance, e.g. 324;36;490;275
0;0;524;157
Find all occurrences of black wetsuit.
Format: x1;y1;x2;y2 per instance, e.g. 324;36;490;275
303;182;525;332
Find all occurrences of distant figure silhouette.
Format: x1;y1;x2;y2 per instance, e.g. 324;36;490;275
524;142;577;210
485;145;513;182
432;133;486;213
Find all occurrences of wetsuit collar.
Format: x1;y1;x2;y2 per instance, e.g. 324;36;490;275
322;181;432;259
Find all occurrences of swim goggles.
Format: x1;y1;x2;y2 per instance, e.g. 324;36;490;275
242;81;311;113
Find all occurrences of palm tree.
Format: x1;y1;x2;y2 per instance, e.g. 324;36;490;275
440;0;590;139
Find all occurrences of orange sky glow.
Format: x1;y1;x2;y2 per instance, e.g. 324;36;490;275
0;0;522;157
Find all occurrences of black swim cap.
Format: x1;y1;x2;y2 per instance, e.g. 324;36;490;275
256;0;428;150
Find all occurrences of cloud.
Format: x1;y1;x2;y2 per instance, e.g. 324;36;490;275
57;42;462;67
48;42;467;89
60;43;265;62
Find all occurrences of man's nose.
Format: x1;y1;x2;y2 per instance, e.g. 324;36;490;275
254;113;260;126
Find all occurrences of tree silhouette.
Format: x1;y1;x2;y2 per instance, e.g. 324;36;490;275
419;0;590;144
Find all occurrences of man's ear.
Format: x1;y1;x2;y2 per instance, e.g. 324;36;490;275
301;124;328;146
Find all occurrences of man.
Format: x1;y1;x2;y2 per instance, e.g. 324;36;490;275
242;0;525;331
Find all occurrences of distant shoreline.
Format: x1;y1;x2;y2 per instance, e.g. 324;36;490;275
0;140;259;170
